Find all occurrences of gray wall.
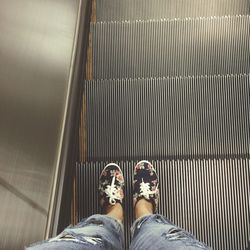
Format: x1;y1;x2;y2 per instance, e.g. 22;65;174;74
0;0;81;249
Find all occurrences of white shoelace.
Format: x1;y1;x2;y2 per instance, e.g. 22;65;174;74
104;176;121;205
139;178;158;200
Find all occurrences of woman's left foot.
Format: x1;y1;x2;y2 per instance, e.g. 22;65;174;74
133;160;159;213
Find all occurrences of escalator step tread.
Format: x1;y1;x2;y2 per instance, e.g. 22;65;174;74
92;15;249;79
85;74;250;161
96;0;249;21
76;159;250;250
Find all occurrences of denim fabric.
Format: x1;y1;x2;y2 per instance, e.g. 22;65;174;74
130;214;211;250
26;214;211;250
25;215;124;250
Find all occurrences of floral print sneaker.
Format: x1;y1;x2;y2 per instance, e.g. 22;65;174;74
99;163;125;211
133;160;159;213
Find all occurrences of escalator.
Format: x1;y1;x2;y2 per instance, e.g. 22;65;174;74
0;0;249;249
76;1;250;249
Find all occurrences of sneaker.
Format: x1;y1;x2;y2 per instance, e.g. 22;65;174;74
99;163;125;211
133;160;159;213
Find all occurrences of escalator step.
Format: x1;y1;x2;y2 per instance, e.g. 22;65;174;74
92;15;249;79
96;0;249;21
76;159;250;250
85;74;250;161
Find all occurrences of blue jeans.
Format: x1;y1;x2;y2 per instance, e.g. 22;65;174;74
130;215;210;250
26;214;210;250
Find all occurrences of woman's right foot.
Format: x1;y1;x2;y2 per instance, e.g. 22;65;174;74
133;160;159;219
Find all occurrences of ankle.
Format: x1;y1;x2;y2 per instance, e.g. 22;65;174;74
106;203;124;222
135;199;153;219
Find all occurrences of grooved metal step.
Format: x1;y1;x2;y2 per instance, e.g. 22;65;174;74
76;159;250;250
85;74;250;161
92;15;249;79
96;0;249;21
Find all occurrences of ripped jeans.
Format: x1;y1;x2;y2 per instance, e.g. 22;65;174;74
130;215;210;250
26;214;211;250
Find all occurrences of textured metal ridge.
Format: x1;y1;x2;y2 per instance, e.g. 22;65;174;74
76;159;250;250
92;15;250;79
96;0;250;21
85;74;250;161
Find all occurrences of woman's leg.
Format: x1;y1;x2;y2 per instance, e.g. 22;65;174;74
130;212;210;250
26;212;123;250
130;160;211;250
26;163;125;250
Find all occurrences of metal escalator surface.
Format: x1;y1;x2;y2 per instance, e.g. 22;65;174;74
92;16;249;79
77;160;250;250
0;0;90;249
77;0;250;249
96;0;249;21
86;75;250;160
